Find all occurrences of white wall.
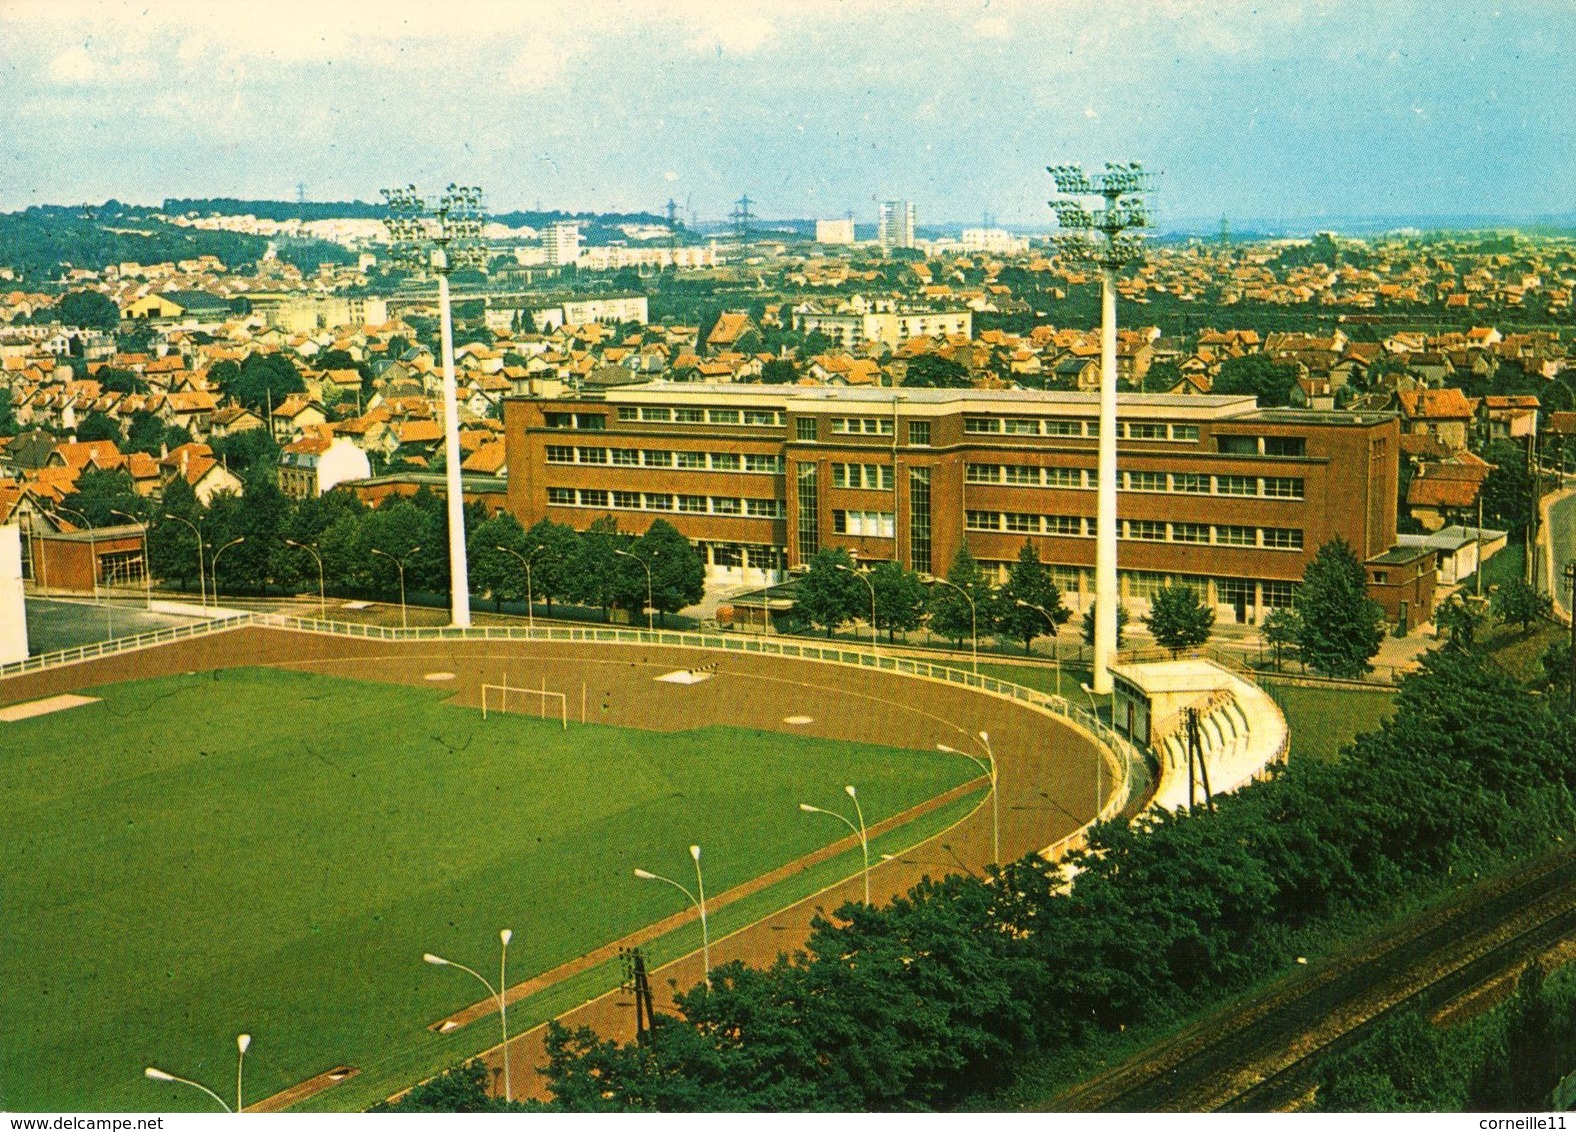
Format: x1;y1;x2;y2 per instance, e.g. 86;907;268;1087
0;525;28;664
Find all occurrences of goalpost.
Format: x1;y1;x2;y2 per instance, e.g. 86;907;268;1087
480;677;568;730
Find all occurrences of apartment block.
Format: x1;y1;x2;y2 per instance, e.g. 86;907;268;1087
502;385;1400;622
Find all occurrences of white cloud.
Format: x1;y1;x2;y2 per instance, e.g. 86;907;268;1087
686;10;775;55
47;45;95;83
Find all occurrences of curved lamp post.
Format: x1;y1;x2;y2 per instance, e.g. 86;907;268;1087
938;729;999;865
51;504;98;604
927;575;978;674
496;544;543;630
1016;599;1063;690
634;844;709;988
109;508;152;609
163;512;206;609
210;536;245;605
284;538;326;620
799;784;870;905
424;928;513;1102
834;563;879;656
1080;682;1105;818
370;545;420;630
144;1032;250;1113
614;547;656;631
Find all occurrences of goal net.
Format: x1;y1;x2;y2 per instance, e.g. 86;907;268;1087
481;679;568;730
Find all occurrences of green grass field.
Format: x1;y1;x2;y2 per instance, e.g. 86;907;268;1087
0;667;976;1112
1265;683;1398;762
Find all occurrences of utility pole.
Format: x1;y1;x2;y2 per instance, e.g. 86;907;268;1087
379;183;488;628
1048;161;1153;693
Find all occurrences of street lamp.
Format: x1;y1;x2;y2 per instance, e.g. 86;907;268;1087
109;509;152;610
834;562;879;656
284;539;326;620
614;547;656;631
496;544;543;630
381;182;488;629
144;1032;250;1113
799;784;870;905
164;512;207;609
210;536;245;605
926;575;978;674
51;504;98;604
370;545;420;630
1016;599;1062;691
1049;161;1152;695
938;729;999;865
424;928;514;1102
1080;682;1105;818
634;844;709;988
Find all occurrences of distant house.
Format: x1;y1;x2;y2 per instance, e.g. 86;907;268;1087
705;312;761;355
1397;387;1477;453
270;394;327;441
159;442;244;504
277;436;372;499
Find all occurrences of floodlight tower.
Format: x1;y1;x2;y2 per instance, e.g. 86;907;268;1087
380;183;489;628
1048;161;1153;694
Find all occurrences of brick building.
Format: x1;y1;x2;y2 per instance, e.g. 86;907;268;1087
502;385;1401;625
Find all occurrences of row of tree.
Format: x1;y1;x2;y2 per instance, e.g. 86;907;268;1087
64;465;706;624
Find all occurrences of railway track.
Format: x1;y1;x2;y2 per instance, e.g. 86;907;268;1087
1049;843;1576;1112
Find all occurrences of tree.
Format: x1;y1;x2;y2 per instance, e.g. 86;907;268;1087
1212;354;1302;407
1143;584;1215;655
759;358;797;384
902;353;972;389
63;467;143;528
794;548;863;637
1432;594;1481;651
994;541;1069;654
231;351;305;412
1142;358;1182;393
95;366;147;394
523;519;578;614
928;546;992;647
1295;537;1386;678
370;1059;524;1113
1080;601;1129;648
1261;606;1302;671
210;428;279;474
54;289;120;331
569;516;626;621
149;476;204;593
639;519;706;626
74;411;122;443
1492;576;1552;632
870;560;927;642
1480;439;1534;534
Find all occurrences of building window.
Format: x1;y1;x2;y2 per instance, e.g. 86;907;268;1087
966;510;1001;531
1044;467;1082;489
833;463;893;490
1262;527;1304;550
575;414;606;431
1217;435;1258;455
675;408;705;423
1262;580;1297;608
1046;514;1084;536
1214;525;1256;546
1172;522;1210;543
908;420;931;447
678;495;707;513
712;496;742;515
745;453;784;473
547;487;574;505
743;409;778;426
545;413;576;430
579;489;609;508
617;406;639;422
576;447;608;464
640;407;672;422
797;465;819;557
676;451;706;470
747;498;785;518
1045;419;1081;437
642;450;673;467
796;417;818;442
1262;476;1305;499
963;417;1002;434
1126;470;1166;492
708;409;741;425
1263;436;1307;457
613;491;641;509
1173;473;1210;493
645;493;673;510
1004;465;1039;486
1005;512;1039;533
835;510;894;537
545;445;574;464
966;463;1001;484
909;467;931;574
711;453;742;472
1125;520;1167;541
1004;418;1039;435
611;448;640;466
1127;422;1167;440
1124;570;1169;600
1171;424;1200;442
1216;475;1258;496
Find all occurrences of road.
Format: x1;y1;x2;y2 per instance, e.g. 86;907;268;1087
1545;486;1576;619
1047;844;1576;1112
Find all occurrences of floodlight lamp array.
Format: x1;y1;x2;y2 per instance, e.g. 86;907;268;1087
1046;160;1152;268
380;182;490;276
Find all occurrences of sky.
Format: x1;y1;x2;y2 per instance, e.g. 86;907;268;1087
3;0;1574;231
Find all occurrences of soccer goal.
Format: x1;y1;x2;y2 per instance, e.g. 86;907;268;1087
481;678;568;729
